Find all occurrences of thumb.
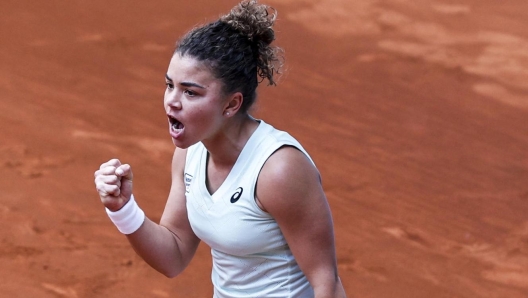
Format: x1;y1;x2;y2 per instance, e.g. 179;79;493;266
115;164;133;199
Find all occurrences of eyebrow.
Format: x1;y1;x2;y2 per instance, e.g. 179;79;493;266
165;74;206;89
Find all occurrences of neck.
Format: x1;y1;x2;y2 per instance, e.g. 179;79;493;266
202;114;259;167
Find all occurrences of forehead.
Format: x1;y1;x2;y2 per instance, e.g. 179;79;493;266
167;54;217;84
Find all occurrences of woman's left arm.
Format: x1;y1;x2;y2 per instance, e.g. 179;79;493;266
256;146;347;298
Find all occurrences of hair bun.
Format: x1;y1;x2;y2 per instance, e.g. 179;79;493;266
220;0;276;45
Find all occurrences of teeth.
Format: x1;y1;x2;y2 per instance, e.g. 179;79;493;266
169;116;183;132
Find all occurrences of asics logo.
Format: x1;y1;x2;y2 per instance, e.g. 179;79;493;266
230;187;243;203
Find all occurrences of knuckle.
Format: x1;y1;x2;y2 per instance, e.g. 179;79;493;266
95;184;107;194
101;166;116;175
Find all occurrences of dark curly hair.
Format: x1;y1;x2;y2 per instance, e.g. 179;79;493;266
174;0;283;113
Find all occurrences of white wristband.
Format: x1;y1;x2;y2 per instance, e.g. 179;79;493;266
105;194;145;235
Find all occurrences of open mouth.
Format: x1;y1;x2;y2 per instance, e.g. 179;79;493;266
168;115;184;133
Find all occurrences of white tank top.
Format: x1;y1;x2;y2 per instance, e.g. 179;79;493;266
185;120;315;298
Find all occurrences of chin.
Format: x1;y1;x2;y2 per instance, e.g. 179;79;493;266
171;138;193;150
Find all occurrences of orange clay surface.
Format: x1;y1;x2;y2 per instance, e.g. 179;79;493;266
1;0;528;297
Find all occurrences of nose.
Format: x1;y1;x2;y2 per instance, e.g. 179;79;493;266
164;91;182;111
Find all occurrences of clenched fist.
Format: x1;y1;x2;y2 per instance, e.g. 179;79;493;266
94;159;134;212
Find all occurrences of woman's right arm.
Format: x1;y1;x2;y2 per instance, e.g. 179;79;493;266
95;148;200;278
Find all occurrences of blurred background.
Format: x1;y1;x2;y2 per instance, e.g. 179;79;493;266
1;0;528;297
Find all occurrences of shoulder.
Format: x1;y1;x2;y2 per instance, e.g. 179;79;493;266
259;145;318;184
172;142;205;173
256;145;321;213
171;147;188;178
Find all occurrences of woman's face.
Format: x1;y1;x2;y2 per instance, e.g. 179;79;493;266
164;54;228;148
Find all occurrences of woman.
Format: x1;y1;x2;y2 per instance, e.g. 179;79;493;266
94;1;347;297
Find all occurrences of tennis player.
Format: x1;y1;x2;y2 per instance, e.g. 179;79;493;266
94;1;347;297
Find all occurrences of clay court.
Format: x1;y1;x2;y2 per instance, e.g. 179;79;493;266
1;0;528;297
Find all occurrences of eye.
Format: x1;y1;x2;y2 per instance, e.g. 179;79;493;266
184;89;196;97
165;82;174;90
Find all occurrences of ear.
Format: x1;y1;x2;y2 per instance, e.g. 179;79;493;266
223;92;243;117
